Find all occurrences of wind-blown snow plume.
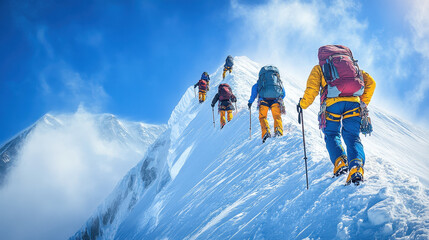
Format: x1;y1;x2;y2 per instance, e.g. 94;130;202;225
0;108;166;240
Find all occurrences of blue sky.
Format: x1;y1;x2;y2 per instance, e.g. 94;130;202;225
1;0;429;143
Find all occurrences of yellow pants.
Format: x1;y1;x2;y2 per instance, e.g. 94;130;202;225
222;67;232;79
199;91;206;102
259;103;283;138
220;110;233;128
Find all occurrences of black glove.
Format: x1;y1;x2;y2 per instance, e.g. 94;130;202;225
297;98;303;124
211;104;215;108
297;98;303;115
248;102;252;109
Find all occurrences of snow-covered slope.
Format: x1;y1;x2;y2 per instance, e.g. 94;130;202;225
0;109;166;240
72;56;429;240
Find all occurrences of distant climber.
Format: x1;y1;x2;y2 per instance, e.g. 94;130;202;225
248;65;286;143
194;72;210;103
297;45;376;185
201;72;211;90
211;83;237;129
223;55;234;79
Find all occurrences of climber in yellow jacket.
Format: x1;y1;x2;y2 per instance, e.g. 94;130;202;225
298;45;376;185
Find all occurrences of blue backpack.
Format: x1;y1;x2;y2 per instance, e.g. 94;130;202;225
225;55;234;68
257;65;283;99
201;72;210;81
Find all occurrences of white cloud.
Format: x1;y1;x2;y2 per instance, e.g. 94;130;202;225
408;0;429;59
230;0;370;83
406;0;429;106
0;110;144;240
33;25;109;112
38;61;109;111
36;26;54;59
60;67;109;110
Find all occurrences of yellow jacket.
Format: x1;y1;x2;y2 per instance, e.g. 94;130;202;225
300;65;376;109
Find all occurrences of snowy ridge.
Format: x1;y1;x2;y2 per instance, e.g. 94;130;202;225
72;56;429;239
95;113;166;155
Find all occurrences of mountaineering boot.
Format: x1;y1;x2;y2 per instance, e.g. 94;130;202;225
346;165;364;185
262;132;271;143
274;127;283;137
333;155;348;177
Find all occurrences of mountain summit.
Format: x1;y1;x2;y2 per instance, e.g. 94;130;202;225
71;56;429;240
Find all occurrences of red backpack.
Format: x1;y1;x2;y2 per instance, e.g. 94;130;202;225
318;45;364;98
198;80;208;91
218;83;232;101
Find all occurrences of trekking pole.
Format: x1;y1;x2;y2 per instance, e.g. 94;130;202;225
297;100;309;190
194;88;197;98
249;107;252;139
235;102;238;114
212;107;215;128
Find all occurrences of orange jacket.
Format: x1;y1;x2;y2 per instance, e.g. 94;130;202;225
300;65;376;109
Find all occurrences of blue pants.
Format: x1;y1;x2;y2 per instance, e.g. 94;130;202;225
323;101;365;169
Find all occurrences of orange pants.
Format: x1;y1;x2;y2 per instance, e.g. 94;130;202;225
199;91;206;102
220;110;233;128
222;67;232;79
259;103;283;138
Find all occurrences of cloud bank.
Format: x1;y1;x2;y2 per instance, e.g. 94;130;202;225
230;0;373;81
0;111;147;240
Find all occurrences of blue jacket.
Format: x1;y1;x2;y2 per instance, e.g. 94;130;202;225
248;83;285;104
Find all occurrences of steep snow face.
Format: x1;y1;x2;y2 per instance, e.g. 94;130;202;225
74;56;429;240
71;129;173;240
0;110;166;240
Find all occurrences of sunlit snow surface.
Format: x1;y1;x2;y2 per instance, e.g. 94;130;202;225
72;57;429;240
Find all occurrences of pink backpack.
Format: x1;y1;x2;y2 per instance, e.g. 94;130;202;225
318;45;364;97
218;84;232;101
